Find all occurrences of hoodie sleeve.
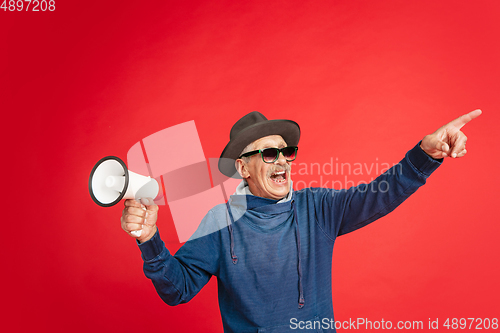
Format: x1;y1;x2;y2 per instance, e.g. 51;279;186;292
314;142;442;238
138;210;221;306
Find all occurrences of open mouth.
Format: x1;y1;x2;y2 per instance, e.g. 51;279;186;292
269;170;287;184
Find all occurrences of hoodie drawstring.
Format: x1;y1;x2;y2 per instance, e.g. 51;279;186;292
226;202;238;264
292;199;305;309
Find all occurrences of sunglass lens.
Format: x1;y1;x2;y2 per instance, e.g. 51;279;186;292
282;147;297;160
262;148;279;162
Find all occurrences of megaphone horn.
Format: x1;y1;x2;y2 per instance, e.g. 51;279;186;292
89;156;159;207
89;156;159;237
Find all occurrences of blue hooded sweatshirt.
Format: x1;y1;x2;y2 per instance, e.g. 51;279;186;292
138;143;441;332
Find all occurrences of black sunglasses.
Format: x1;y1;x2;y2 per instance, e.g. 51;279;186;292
238;146;298;163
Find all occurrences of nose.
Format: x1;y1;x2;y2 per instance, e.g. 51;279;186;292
275;150;287;165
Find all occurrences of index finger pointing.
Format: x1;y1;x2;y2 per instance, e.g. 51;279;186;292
448;109;482;130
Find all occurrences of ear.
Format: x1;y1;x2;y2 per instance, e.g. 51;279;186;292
235;159;250;179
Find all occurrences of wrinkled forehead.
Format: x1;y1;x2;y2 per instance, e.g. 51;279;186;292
251;135;287;149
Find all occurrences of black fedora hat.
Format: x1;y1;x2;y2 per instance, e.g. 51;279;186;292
218;111;300;178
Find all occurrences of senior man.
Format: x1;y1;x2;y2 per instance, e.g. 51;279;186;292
121;110;481;332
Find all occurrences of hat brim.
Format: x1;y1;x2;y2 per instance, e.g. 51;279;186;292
218;119;300;178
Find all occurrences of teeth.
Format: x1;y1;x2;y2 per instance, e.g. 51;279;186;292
270;170;286;183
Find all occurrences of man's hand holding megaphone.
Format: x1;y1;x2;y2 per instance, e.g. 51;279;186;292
121;198;159;243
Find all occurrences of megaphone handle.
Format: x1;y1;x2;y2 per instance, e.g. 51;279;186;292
130;199;147;237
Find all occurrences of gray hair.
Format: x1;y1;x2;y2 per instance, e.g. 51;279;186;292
238;141;255;164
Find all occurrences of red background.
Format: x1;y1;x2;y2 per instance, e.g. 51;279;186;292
2;0;499;332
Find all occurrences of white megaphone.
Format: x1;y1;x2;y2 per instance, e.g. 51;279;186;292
89;156;159;237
